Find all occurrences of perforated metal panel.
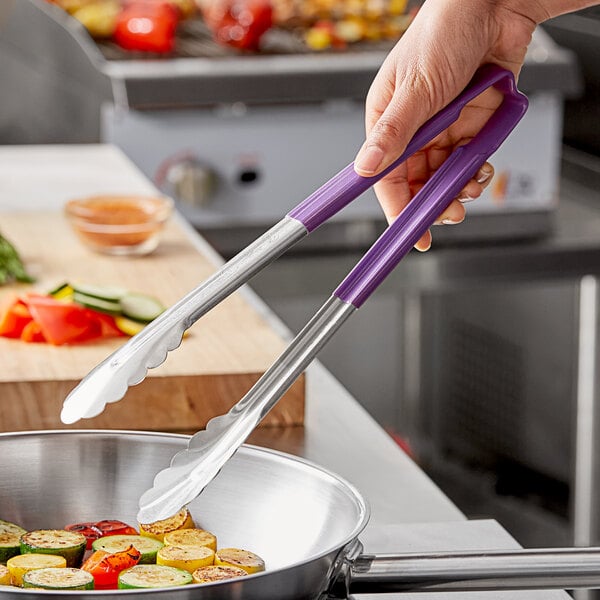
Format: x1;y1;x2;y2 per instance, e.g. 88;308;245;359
439;319;525;465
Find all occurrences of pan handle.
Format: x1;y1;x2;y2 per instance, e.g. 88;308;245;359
330;547;600;595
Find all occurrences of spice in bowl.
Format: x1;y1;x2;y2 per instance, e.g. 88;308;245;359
64;195;173;256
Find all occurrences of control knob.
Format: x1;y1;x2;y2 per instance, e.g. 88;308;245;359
165;159;217;208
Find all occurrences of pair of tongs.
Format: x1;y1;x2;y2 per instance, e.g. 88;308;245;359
61;65;528;524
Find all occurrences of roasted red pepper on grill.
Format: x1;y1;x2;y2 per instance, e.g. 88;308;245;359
203;0;273;51
114;0;180;53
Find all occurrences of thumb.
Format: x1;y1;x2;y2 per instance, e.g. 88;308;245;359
354;73;437;177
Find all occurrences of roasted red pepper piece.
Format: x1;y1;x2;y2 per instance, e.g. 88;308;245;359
81;545;141;589
94;520;139;537
114;0;179;53
65;522;103;550
203;0;273;51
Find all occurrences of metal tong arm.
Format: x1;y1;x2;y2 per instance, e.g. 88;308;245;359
137;66;528;523
337;547;600;594
61;65;519;425
201;66;528;433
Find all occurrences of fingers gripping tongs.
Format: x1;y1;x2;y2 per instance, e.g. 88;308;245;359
61;66;528;523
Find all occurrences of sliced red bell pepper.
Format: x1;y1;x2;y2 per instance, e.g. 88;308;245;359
22;294;98;345
81;545;141;589
0;296;33;338
20;319;46;343
93;312;126;339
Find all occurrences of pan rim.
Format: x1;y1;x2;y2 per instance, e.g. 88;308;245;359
0;429;371;595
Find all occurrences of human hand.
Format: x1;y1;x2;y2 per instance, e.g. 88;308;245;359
354;0;541;250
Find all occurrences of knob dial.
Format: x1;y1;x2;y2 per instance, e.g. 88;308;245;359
166;160;217;208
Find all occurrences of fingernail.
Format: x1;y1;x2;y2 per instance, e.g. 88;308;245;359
457;192;475;203
354;145;385;175
442;218;461;225
416;243;431;252
476;165;493;184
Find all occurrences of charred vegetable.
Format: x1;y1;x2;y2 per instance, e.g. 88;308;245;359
192;564;248;583
6;553;67;586
23;567;95;590
81;545;141;588
20;530;86;568
92;535;163;564
163;528;217;552
118;564;192;589
156;545;214;573
214;547;266;574
139;507;195;542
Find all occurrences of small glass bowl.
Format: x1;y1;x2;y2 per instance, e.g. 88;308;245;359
64;195;174;256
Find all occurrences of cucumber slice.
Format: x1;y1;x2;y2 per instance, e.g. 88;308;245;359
73;292;121;315
0;533;21;564
118;564;192;589
6;553;67;586
48;282;73;299
71;283;127;302
23;567;94;590
120;293;165;323
20;530;86;568
92;535;163;564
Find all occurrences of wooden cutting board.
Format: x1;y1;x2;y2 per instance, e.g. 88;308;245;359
0;211;304;434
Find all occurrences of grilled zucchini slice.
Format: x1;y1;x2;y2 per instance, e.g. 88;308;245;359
163;528;217;552
118;564;192;589
0;519;26;537
0;533;21;564
0;519;27;564
214;548;265;574
192;565;247;584
139;507;195;542
20;530;86;568
23;567;94;590
0;565;10;585
156;545;214;573
92;535;163;564
6;553;67;586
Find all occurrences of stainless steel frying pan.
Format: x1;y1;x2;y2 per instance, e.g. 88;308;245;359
3;430;600;599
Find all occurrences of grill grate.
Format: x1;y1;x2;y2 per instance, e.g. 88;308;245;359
96;18;395;60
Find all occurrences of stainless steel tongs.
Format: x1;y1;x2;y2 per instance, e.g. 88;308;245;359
60;65;528;523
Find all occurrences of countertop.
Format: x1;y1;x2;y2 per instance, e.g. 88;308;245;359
0;144;571;599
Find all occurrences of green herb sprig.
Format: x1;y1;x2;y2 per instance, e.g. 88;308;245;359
0;232;35;285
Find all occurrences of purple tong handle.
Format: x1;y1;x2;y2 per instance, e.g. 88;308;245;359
289;64;528;308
